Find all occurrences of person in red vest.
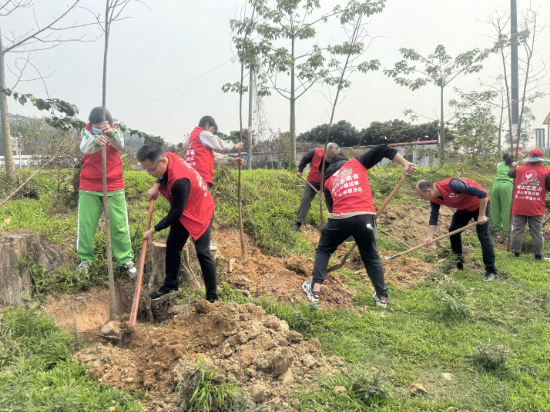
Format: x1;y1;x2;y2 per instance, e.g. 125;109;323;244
184;115;244;251
137;145;218;302
508;149;550;260
292;143;340;232
415;178;497;281
77;107;137;278
301;145;416;308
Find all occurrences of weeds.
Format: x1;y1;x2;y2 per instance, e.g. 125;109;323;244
434;278;474;317
472;340;511;370
349;369;392;407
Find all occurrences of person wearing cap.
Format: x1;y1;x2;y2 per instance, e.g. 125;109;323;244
508;148;550;260
415;178;497;282
491;153;514;233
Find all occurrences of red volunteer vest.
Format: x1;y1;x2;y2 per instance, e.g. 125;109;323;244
158;152;215;240
184;127;215;185
325;158;375;214
79;124;124;192
432;178;489;212
512;163;550;216
306;148;325;184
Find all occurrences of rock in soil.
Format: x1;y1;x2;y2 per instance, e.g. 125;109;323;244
410;383;428;396
75;300;337;411
334;386;347;395
101;321;121;336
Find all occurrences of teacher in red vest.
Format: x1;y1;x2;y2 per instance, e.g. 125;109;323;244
508;149;550;260
292;143;340;232
415;178;497;282
137;145;218;302
301;144;416;308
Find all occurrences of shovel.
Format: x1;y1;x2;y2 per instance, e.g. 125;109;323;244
327;175;409;273
384;220;482;261
129;199;155;326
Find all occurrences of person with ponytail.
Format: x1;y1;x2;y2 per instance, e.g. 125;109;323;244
490;153;514;233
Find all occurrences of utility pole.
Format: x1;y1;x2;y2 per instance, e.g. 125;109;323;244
247;69;254;170
511;0;519;153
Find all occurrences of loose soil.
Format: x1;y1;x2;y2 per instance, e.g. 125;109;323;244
75;300;340;411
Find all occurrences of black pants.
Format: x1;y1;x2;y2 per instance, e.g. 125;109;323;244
165;217;218;299
311;214;388;298
449;201;496;274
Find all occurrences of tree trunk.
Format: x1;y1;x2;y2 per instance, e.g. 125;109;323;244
439;84;445;158
0;29;15;181
289;37;296;170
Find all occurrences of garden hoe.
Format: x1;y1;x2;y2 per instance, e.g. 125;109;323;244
384;220;482;261
300;175;324;198
327;175;409;273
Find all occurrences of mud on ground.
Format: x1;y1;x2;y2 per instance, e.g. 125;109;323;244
75;300;341;412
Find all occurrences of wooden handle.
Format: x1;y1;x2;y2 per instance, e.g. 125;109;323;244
327;175;409;273
129;199;155;326
300;175;321;195
385;220;482;261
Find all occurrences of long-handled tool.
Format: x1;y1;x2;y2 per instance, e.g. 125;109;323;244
299;175;323;197
384;220;482;261
129;199;155;326
327;175;409;273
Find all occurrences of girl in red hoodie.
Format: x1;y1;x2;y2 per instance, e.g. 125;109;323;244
77;107;137;277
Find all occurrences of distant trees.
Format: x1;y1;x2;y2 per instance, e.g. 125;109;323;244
298;119;455;146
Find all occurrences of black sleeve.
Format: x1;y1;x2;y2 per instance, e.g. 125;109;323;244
323;186;334;213
298;149;316;173
449;178;488;199
154;178;190;232
546;173;550;192
508;166;517;178
429;202;441;226
356;144;399;170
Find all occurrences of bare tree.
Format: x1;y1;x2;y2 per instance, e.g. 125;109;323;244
0;0;94;181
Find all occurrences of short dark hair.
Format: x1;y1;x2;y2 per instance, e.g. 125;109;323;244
89;107;113;125
198;115;217;133
137;144;165;163
329;153;348;164
417;180;434;192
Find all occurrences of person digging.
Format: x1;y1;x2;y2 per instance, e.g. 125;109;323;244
292;143;340;232
184;115;244;251
137;144;218;302
77;107;137;278
301;145;416;308
508;149;550;260
415;178;498;282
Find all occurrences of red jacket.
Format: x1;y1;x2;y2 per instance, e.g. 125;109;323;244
184;127;215;185
513;163;550;216
325;158;375;214
79;124;124;192
307;148;325;184
432;178;489;211
158;152;215;240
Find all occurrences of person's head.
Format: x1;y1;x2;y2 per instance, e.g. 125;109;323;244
415;180;438;201
525;148;545;164
325;143;340;162
503;153;513;167
329;153;348;164
136;144;168;179
198;116;218;133
88;107;113;127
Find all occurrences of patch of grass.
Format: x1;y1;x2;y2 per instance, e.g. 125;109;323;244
0;307;141;411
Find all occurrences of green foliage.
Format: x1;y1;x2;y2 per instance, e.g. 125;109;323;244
297;120;360;146
349;369;392;407
0;307;141;411
434;278;474;317
471;340;511;370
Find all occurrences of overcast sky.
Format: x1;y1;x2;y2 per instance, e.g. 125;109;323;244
5;0;550;145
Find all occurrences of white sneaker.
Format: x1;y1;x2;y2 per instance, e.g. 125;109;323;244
373;292;388;308
77;261;91;274
209;242;218;252
123;261;138;279
301;281;320;305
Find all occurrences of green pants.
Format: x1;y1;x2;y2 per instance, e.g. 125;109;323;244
77;191;134;265
490;180;513;232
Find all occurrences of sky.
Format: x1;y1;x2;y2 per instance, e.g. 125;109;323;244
4;0;550;145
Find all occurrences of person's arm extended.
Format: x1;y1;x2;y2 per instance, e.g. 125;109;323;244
199;130;236;152
508;162;518;178
297;149;316;176
449;178;488;224
356;144;415;176
425;202;440;246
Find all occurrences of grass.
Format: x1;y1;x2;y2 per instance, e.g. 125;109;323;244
0;307;141;411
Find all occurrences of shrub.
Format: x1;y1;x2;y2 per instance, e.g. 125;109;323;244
434;278;473;317
349;369;391;406
471;340;511;370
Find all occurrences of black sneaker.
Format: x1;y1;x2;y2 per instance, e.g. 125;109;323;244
535;255;542;261
514;253;520;258
291;223;301;232
483;272;497;282
456;255;464;270
149;286;177;300
207;296;218;303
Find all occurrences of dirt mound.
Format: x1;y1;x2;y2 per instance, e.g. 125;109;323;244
75;300;339;411
214;229;354;310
